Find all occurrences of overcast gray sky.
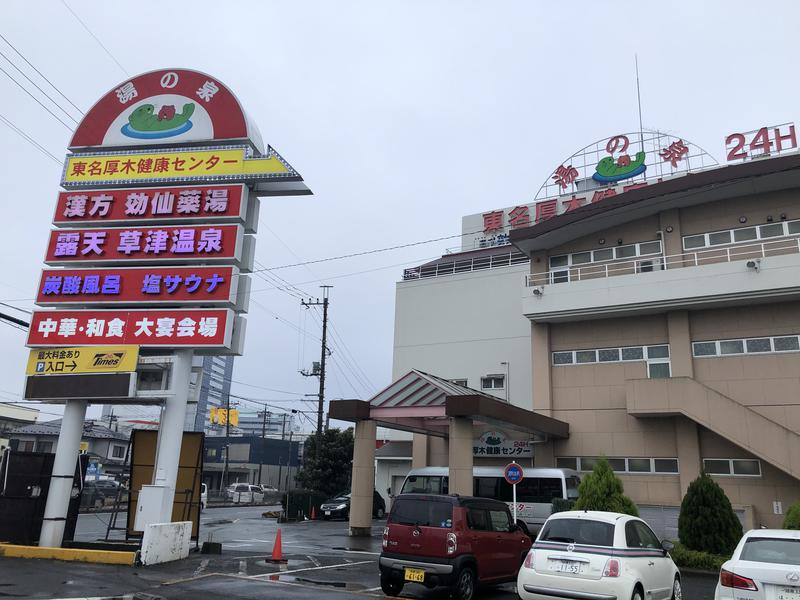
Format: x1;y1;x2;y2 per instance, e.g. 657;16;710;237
1;1;798;426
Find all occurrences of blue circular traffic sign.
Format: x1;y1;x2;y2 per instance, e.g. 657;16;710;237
504;463;524;485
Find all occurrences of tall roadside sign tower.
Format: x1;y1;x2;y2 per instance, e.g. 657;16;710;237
24;69;310;547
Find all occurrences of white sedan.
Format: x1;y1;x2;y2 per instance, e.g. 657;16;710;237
715;528;800;600
517;510;681;600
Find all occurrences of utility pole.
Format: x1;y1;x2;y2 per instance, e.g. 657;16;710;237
221;392;231;491
301;285;332;459
258;409;269;486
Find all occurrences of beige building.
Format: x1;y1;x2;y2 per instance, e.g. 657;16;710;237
511;153;800;530
338;151;800;536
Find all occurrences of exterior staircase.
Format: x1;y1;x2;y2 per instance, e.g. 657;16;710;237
626;376;800;479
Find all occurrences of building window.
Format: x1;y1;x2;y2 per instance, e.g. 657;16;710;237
548;240;663;283
554;345;671;379
562;457;679;474
480;375;505;390
682;218;800;250
207;448;217;458
555;457;578;470
703;458;762;477
37;441;53;453
450;379;468;387
647;362;671;379
19;440;34;452
693;335;800;357
112;446;125;459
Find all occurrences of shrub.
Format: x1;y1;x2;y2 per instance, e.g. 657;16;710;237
678;472;742;555
551;498;575;514
669;542;729;572
573;457;639;516
784;501;800;529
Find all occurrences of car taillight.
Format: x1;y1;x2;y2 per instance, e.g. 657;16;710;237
446;532;457;555
382;526;388;549
720;569;758;591
602;558;620;578
523;550;535;569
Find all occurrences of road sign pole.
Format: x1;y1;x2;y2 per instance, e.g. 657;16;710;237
148;348;193;523
512;461;517;525
39;398;88;547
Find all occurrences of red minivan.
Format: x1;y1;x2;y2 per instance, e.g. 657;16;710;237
379;494;532;600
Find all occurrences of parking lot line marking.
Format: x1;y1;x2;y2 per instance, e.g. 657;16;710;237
248;559;374;579
307;554;322;567
238;559;247;575
223;543;253;548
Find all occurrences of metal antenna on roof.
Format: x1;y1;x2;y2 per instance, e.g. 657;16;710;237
635;55;645;154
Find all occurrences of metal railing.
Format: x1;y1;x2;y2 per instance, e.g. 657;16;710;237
403;251;529;280
525;237;800;287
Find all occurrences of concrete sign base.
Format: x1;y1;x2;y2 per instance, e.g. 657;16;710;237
140;521;192;566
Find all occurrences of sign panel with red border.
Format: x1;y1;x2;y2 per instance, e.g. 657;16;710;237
68;68;259;152
36;266;239;307
54;184;247;226
27;308;234;348
504;463;524;485
44;224;244;265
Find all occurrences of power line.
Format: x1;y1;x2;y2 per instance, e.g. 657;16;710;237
0;302;32;315
0;32;84;115
0;48;80;124
254;232;473;272
60;0;129;77
0;112;62;164
0;63;73;131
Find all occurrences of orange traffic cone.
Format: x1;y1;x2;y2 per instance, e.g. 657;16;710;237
311;506;317;521
268;527;287;563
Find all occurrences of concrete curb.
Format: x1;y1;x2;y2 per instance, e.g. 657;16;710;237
0;543;137;565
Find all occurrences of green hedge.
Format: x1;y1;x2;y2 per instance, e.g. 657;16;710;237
669;542;729;572
784;501;800;529
280;489;328;521
551;498;575;514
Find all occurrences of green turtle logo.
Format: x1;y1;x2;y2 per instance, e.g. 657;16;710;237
592;134;647;183
121;102;195;139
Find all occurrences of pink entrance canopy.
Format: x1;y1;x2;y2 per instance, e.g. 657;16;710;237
329;370;569;440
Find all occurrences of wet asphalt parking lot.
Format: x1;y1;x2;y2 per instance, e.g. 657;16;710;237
0;505;717;599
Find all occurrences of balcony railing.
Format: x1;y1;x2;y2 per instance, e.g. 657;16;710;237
525;237;800;287
403;251;529;280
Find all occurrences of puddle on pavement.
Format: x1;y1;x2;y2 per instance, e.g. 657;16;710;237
266;574;367;591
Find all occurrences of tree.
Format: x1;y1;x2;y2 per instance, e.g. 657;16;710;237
295;427;354;497
678;472;742;555
574;458;639;516
783;501;800;530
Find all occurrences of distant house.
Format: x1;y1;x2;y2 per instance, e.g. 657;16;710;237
8;419;129;477
0;402;39;454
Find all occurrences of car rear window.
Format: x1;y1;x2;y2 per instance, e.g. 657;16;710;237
540;518;614;547
389;498;453;528
740;537;800;565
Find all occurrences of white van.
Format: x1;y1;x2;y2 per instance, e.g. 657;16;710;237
398;466;580;534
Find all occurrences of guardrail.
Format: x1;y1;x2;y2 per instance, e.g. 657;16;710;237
403;250;529;280
525;237;800;287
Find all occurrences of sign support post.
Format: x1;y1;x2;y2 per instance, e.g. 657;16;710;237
147;348;193;524
504;461;524;527
512;465;517;524
39;399;88;547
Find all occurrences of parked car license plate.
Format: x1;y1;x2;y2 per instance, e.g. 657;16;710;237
548;559;585;574
777;586;800;600
325;511;331;516
404;567;425;582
